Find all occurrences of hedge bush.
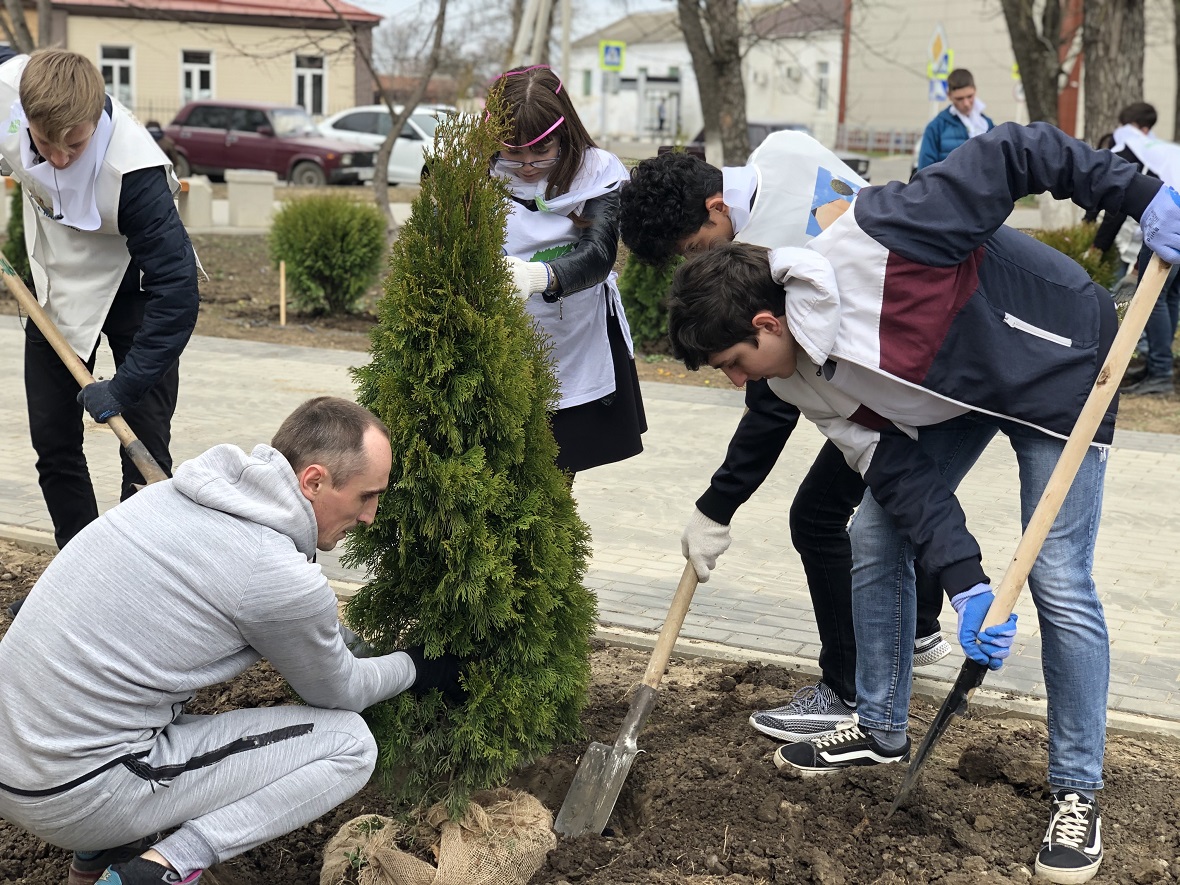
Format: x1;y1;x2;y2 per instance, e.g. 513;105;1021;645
268;194;386;315
1028;222;1120;291
618;251;679;353
2;183;31;288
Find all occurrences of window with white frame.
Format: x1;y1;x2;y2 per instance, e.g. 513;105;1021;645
294;55;324;116
101;46;133;107
182;50;213;103
816;60;830;111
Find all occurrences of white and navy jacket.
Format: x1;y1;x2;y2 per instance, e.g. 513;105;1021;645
766;122;1162;595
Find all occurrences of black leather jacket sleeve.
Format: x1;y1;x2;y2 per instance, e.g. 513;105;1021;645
545;190;620;298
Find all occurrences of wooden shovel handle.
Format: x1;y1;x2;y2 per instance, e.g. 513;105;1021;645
0;255;169;485
641;561;700;689
984;255;1171;628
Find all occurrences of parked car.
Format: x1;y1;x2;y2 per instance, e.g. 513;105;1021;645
318;104;447;184
165;100;376;186
688;122;872;181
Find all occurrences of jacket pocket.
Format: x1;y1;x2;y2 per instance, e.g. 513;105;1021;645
1003;312;1073;347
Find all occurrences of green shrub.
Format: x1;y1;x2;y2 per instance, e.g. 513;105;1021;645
2;183;32;288
268;194;386;315
618;251;679;353
1028;222;1119;291
343;106;595;817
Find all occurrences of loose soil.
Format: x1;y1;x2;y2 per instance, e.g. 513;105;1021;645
3;541;1180;885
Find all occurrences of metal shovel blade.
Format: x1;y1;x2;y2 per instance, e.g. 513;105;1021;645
554;683;658;837
888;659;988;816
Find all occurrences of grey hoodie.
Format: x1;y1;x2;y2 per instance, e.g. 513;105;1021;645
0;444;414;792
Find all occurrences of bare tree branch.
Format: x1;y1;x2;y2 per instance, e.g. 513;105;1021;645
2;0;35;53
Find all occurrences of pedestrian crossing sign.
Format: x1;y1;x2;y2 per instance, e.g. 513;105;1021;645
599;40;625;72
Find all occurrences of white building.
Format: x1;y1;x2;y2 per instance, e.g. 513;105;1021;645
566;0;846;147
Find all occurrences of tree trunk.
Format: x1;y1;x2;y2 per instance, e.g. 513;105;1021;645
2;0;35;53
999;0;1062;126
677;0;750;166
1082;0;1144;145
36;0;51;46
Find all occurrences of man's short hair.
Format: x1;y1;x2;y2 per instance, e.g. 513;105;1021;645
620;151;724;266
667;241;783;370
19;49;106;148
271;397;389;485
946;69;975;93
1118;101;1157;130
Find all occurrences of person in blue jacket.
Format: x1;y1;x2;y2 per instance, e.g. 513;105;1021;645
0;47;198;624
916;68;995;171
663;121;1180;884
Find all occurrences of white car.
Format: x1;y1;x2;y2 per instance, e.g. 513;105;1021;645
318;104;445;184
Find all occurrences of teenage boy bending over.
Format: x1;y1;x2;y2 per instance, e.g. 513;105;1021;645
619;134;951;748
664;121;1180;885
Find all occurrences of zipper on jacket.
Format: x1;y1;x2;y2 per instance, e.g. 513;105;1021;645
1002;313;1073;347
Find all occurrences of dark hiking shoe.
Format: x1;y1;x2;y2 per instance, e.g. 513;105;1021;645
5;595;25;619
913;632;952;667
1123;374;1175;396
99;858;203;884
68;838;152;885
749;682;856;742
1119;365;1148;387
772;715;909;776
1035;791;1103;884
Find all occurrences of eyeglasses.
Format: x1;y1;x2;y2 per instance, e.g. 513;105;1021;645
494;153;561;171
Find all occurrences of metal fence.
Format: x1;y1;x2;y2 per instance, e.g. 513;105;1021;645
836;125;922;155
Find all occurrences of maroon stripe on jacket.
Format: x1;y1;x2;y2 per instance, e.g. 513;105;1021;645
848;404;890;430
878;247;984;381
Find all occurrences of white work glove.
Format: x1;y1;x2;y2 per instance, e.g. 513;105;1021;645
504;256;551;300
681;507;732;583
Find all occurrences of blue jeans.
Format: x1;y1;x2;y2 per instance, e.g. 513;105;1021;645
1135;246;1180;379
849;419;1110;792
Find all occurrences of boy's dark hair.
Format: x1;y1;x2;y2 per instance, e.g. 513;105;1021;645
1118;101;1157;130
619;151;724;266
667;241;783;370
946;69;974;92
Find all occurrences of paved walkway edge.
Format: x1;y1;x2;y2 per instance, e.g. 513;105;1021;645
4;522;1177;743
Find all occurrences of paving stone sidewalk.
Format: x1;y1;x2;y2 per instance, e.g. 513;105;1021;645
2;315;1179;735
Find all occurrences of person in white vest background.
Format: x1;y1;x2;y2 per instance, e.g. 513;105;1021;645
496;64;646;476
0;47;199;621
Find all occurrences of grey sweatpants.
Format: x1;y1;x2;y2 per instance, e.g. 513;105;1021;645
0;705;376;876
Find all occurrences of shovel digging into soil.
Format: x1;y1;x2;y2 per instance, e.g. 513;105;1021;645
889;254;1172;816
554;561;700;837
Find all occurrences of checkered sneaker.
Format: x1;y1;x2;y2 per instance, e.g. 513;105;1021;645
773;715;910;776
749;682;856;742
1035;790;1103;884
913;632;952;667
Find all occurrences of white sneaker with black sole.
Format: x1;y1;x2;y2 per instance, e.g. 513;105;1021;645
772;715;910;776
913;632;952;667
749;682;856;742
1035;790;1103;884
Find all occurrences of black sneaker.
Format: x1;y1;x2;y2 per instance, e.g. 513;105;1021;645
749;682;856;742
1035;790;1103;884
772;715;910;776
1124;374;1175;396
100;858;203;884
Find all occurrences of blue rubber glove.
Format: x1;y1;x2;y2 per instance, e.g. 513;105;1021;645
1141;185;1180;264
950;583;1018;671
76;379;124;423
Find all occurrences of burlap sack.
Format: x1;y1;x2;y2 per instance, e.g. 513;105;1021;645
320;788;556;885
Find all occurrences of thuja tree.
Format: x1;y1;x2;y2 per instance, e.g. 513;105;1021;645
343;108;596;816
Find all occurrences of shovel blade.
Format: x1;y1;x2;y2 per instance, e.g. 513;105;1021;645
553;740;638;837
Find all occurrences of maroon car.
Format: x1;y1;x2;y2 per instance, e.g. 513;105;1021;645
165;100;375;186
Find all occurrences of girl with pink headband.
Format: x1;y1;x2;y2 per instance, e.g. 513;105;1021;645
494;64;646;475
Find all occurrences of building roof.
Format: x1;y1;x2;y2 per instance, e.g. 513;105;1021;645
572;0;843;49
54;0;381;24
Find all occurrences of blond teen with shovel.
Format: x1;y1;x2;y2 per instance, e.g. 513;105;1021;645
664;122;1180;884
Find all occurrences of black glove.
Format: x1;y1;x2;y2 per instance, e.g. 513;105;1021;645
404;645;467;704
77;380;124;423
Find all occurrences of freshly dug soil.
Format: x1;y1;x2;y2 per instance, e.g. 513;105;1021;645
2;540;1179;884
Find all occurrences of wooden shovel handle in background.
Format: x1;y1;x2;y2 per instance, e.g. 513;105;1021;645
0;255;169;485
982;254;1172;629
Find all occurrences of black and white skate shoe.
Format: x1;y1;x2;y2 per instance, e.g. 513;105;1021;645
772;715;909;776
1035;790;1103;884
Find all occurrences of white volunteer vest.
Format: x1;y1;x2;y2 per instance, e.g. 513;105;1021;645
737;131;868;250
0;55;178;359
503;148;632;410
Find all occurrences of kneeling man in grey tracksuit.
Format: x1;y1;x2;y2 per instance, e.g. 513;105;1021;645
0;396;461;885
